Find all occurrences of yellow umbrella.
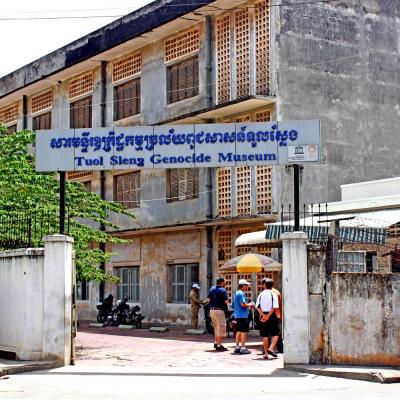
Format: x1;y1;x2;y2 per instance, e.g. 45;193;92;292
220;253;278;273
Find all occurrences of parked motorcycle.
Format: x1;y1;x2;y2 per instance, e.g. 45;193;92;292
103;297;129;327
96;294;114;324
126;304;145;328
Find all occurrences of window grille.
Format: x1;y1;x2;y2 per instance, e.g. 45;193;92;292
167;57;199;103
117;267;140;302
112;52;141;83
337;251;366;273
234;114;251;123
69;72;93;99
256;166;272;213
165;27;200;63
387;223;400;238
70;96;92;129
236;166;251;215
0;104;18;126
114;78;141;121
68;171;92;180
235;8;250;99
32;90;53;114
217;167;232;217
217;230;232;263
216;14;231;104
33;112;52;131
255;109;272;122
236;228;252;255
169;264;199;303
167;168;199;202
255;0;270;95
114;172;141;208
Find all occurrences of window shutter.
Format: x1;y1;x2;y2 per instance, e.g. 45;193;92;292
178;63;186;102
178;169;187;200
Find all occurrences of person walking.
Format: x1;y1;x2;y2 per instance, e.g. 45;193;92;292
256;278;280;360
189;283;205;329
208;277;229;352
233;279;254;354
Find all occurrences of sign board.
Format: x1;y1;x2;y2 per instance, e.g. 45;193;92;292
35;120;320;171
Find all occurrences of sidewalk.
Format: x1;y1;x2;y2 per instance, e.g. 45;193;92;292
286;364;400;384
0;359;57;377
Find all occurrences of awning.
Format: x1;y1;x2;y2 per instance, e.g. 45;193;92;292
235;208;400;247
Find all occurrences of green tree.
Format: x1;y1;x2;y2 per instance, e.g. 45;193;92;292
0;125;133;282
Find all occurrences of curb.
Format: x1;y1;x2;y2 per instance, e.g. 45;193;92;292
0;361;57;377
285;365;400;384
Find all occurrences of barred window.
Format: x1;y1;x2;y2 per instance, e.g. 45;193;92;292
217;167;232;217
114;172;141;208
0;104;18;126
168;264;199;303
6;125;17;134
114;78;141;121
117;267;140;302
70;96;92;129
112;52;141;83
167;57;199;104
216;14;231;104
69;72;93;99
33;112;52;131
32;90;53;114
167;168;199;202
165;28;200;63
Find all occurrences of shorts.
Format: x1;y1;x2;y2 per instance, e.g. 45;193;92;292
210;309;227;337
236;318;249;333
259;313;280;337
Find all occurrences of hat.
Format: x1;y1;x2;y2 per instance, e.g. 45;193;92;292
238;279;251;286
192;283;200;289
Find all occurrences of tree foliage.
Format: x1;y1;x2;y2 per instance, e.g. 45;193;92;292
0;125;133;282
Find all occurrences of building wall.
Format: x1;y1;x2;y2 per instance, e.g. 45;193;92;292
274;1;400;207
307;246;400;367
103;228;209;325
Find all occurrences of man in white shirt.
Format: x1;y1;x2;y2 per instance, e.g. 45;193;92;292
256;278;280;360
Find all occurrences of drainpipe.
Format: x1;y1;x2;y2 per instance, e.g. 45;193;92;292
22;95;28;129
99;61;107;301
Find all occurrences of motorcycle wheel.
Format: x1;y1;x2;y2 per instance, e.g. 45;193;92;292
135;320;142;329
97;314;106;324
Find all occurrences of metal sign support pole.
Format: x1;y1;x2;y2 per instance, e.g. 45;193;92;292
59;171;66;235
293;164;300;231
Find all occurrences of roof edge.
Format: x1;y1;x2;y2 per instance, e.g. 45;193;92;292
0;0;215;99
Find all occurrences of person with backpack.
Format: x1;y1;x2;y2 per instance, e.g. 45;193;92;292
256;278;280;360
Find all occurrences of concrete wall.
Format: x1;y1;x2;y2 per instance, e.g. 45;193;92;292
273;1;400;207
104;228;208;325
307;246;400;367
0;235;73;364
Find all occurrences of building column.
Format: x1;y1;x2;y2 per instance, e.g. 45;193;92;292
282;231;310;365
42;234;74;366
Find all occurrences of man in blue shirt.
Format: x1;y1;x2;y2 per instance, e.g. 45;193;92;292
233;279;254;354
208;277;229;352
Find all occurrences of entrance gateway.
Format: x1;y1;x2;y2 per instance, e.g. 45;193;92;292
36;120;321;171
35;119;321;233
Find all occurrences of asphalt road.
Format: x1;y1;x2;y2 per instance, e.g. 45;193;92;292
0;367;398;400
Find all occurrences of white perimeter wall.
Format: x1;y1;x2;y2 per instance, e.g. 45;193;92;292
0;235;73;364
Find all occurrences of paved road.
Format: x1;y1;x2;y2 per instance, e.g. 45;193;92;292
0;326;398;399
1;368;398;400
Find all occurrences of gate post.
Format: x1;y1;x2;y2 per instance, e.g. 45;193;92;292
42;234;74;366
282;231;309;365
